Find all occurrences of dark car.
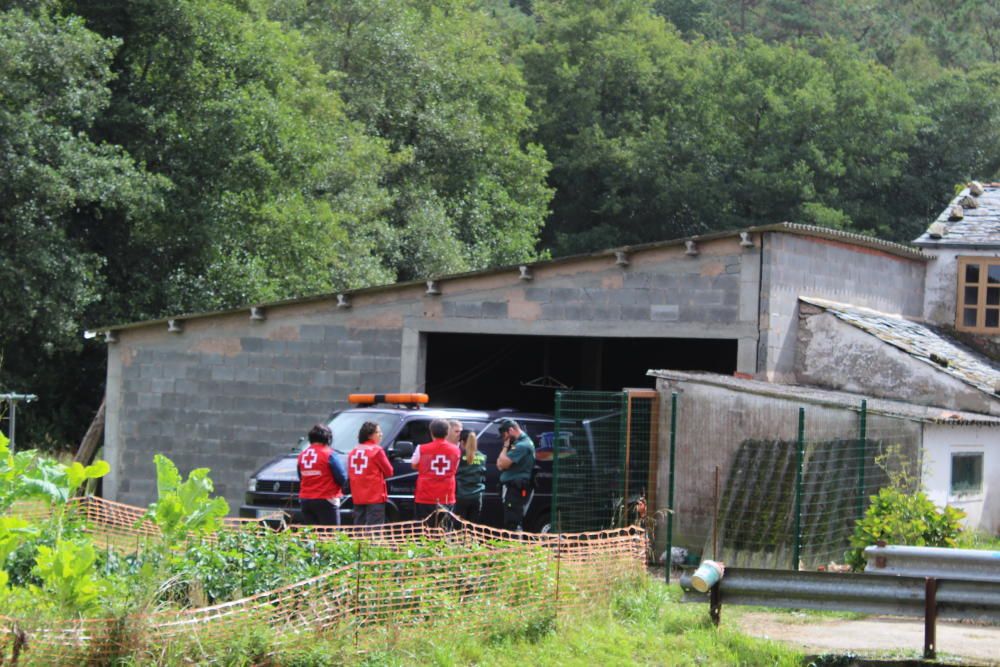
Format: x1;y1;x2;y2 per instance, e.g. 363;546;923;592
239;400;562;532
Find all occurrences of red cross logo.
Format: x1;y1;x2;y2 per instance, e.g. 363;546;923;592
301;448;318;469
430;454;452;476
350;450;369;475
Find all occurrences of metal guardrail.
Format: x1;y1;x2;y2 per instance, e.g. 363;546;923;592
864;544;1000;581
680;567;1000;659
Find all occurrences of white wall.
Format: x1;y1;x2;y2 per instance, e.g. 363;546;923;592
922;424;1000;533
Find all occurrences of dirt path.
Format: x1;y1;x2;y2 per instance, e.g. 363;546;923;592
734;611;1000;665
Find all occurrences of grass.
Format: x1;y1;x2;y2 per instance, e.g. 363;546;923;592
956;529;1000;551
267;580;802;667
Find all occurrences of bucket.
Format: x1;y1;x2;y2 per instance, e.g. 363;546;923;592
691;560;725;593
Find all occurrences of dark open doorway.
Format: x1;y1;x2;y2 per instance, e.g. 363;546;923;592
424;334;737;412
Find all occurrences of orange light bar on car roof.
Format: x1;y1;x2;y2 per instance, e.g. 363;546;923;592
348;393;429;406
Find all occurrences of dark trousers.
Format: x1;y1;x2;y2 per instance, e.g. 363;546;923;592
502;483;528;531
454;495;482;523
301;498;340;526
353;503;385;526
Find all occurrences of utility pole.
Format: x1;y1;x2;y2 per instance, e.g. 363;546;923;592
0;393;38;452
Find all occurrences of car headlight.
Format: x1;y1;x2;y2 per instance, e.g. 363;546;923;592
248;477;257;492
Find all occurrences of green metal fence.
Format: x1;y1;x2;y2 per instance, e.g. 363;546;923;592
710;402;922;570
551;390;658;534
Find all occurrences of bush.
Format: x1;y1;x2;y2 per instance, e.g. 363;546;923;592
845;486;965;571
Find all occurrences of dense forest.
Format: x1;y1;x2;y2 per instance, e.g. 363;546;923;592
4;0;1000;448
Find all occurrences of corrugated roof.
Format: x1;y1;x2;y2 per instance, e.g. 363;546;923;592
800;296;1000;399
647;369;1000;425
913;183;1000;248
88;222;926;334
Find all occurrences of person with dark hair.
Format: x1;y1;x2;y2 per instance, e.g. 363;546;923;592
297;423;348;525
496;419;535;531
412;418;461;522
347;421;393;526
454;429;486;523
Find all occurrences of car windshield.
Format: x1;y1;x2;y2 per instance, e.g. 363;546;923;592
323;412;401;454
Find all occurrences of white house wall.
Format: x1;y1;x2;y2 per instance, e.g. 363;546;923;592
923;423;999;533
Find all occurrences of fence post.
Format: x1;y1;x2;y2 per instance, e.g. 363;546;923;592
666;391;678;584
553;391;563;533
619;392;628;528
792;407;805;571
856;399;868;521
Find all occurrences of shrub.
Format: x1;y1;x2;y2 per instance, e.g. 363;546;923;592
845;486;965;571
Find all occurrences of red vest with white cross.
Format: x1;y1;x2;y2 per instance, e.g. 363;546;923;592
297;443;343;500
347;442;394;505
414;438;461;505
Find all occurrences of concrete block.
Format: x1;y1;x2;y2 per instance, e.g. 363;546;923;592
650;305;680;322
337;340;363;355
525;287;550;302
300;325;326;341
621;305;651;320
346;356;373;372
550;287;580;302
139;364;162;380
271;355;301;369
542;304;565;319
324;326;347;340
240;337;264;352
481;301;508;318
151;378;174;394
623;273;653;288
211;366;236;382
334;370;362;385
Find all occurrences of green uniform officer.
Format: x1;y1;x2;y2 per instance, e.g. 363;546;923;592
496;418;535;531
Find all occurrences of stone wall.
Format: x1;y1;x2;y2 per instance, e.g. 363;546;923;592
759;233;926;381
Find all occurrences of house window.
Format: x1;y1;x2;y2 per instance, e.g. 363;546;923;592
956;257;1000;333
950;452;983;495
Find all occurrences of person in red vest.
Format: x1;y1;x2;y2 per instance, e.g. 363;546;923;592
410;418;461;522
347;421;394;525
297;423;348;525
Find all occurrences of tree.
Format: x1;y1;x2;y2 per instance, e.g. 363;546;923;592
271;0;552;279
0;3;164;446
68;0;396;320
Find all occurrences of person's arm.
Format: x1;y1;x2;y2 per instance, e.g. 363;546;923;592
497;439;513;470
375;447;394;477
328;454;348;490
410;445;421;470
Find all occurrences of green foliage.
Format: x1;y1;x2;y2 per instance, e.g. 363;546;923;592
273;0;552;279
846;486;965;570
144;454;229;546
32;538;105;612
0;432;109;509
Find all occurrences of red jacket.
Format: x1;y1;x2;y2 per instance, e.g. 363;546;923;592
297;443;344;500
347;442;393;505
414;438;461;505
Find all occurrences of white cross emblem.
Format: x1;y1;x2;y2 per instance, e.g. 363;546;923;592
430;454;452;476
350;450;369;475
301;448;318;469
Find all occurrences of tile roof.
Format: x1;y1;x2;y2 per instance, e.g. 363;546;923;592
913;182;1000;247
646;369;1000;425
799;296;1000;399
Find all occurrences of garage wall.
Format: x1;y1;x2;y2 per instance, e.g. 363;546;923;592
759;233;925;382
105;237;760;513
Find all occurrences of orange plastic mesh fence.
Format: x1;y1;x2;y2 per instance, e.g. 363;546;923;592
1;497;645;664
